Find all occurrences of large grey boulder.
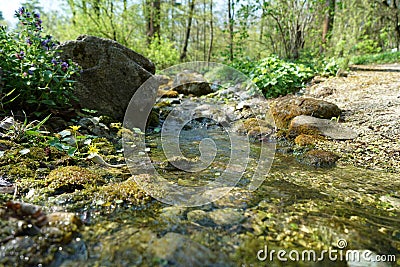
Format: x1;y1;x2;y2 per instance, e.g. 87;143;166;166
58;35;155;120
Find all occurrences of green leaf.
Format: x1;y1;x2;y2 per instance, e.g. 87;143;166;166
67;147;77;156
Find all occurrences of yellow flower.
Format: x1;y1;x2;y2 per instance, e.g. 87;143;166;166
69;125;81;133
88;144;100;155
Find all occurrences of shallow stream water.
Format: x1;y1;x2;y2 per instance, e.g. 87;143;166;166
71;126;400;266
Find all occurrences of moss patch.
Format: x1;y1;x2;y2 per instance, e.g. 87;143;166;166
46;166;103;194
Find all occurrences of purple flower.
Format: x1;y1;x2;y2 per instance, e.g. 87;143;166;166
34;12;40;18
26;38;33;45
28;69;34;75
51;58;58;65
61;62;69;72
17;7;25;15
16;51;24;60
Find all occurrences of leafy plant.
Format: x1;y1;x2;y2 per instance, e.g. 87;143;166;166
145;37;179;70
351;51;400;65
0;7;81;117
0;112;51;142
243;56;314;98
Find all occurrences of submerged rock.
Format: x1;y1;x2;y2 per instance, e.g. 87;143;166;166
288;115;358;140
58;35;155;120
148;232;221;267
271;95;341;129
298;149;340;167
0;201;85;266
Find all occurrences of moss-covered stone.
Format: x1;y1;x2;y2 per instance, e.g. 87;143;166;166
238;118;274;139
294;134;319;147
271;95;341;129
46;166;103;194
298;149;340;167
95;178;151;206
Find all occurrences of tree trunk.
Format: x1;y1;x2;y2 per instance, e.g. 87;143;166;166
321;0;336;53
228;0;234;61
207;0;214;62
180;0;195;61
146;0;161;45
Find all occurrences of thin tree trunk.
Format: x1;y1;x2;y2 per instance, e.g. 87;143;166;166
180;0;195;61
146;0;161;45
203;0;207;61
228;0;234;61
207;0;214;62
321;0;336;53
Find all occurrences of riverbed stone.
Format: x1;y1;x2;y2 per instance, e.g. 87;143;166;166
58;35;155;120
208;208;245;226
288;115;358;140
271;95;341;129
173;70;212;96
148;232;218;267
298;149;340;167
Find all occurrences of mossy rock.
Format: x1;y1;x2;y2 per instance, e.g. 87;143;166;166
158;89;179;98
298;149;340;167
46;166;103;194
294;134;319;147
238;118;274;138
95;178;151;206
0;139;16;151
270;95;341;129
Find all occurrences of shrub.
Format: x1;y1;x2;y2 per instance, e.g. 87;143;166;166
351;51;400;65
145;37;180;70
0;7;80;117
246;56;314;98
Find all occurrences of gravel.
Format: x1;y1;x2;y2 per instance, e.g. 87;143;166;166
303;69;400;173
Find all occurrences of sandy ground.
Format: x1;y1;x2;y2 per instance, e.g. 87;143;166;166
303;66;400;173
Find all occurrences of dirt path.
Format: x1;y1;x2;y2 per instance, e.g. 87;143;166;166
304;68;400;173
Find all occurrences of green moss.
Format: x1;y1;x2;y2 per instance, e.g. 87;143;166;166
294;134;319;147
95;178;151;206
46;166;103;194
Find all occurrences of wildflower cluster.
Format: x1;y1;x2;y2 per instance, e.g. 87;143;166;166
0;7;81;117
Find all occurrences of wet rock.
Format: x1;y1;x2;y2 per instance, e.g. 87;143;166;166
96;227;156;266
208;208;245;226
186;210;214;226
46;166;103;194
288;115;358;140
237;118;275;139
95;178;151;206
203;187;257;209
148;232;219;267
298;149;339;167
271;95;341;129
0;176;14;194
0;202;84;266
159;206;187;226
173;70;212;96
161;156;199;171
58;35;155;120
